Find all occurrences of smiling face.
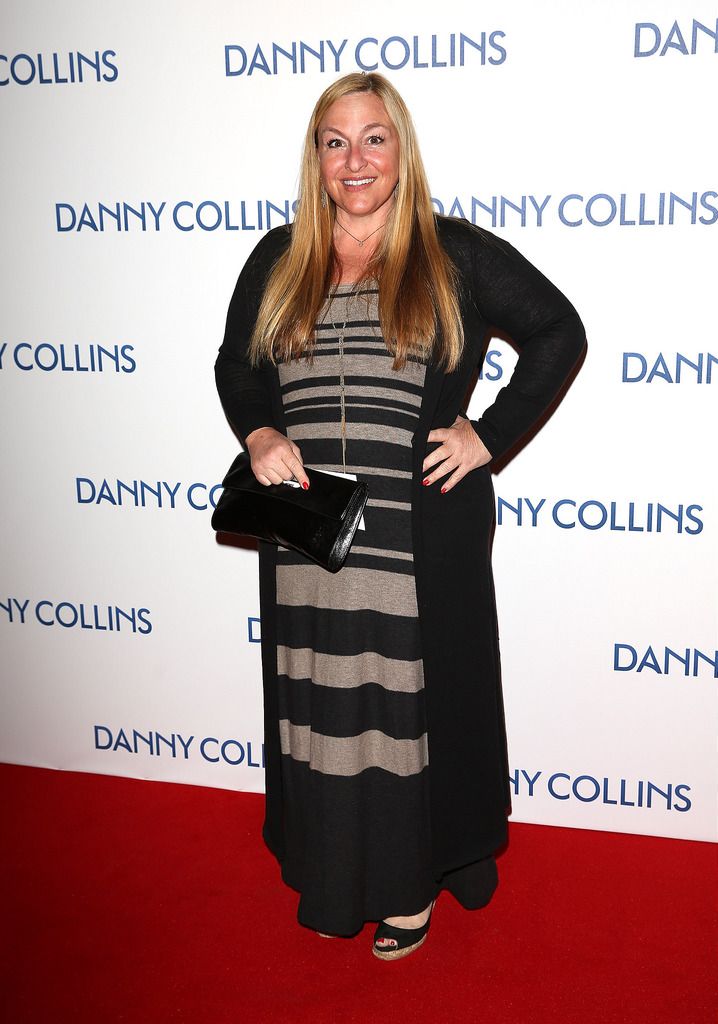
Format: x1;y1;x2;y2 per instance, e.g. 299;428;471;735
317;91;400;232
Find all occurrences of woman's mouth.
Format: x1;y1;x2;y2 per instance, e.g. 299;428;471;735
342;177;376;191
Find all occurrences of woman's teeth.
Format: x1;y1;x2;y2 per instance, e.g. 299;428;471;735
343;178;375;186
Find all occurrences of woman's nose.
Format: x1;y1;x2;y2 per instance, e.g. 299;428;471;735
345;146;367;173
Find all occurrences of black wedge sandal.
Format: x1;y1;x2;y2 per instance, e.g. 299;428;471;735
372;899;436;961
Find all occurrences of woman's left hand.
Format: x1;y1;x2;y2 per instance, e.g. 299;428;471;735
422;415;493;493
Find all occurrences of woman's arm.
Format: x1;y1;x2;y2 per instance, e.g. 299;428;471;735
214;229;287;447
214;227;310;488
465;222;587;462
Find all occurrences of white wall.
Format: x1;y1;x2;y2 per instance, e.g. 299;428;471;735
1;0;716;841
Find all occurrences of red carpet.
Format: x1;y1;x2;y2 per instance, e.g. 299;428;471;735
2;763;714;1023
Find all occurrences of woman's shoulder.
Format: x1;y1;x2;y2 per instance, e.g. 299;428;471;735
246;222;293;265
434;214;514;258
240;223;293;290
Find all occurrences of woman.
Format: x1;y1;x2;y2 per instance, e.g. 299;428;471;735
215;71;586;958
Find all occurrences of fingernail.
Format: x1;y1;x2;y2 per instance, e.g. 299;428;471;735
423;479;431;486
302;481;309;490
440;486;447;494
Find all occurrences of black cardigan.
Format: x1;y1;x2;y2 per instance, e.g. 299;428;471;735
214;215;587;879
215;215;587;464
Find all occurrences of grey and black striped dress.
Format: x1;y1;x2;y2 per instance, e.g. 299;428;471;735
274;282;439;935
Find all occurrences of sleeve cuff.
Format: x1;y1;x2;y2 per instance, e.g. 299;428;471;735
238;413;277;449
469;417;502;462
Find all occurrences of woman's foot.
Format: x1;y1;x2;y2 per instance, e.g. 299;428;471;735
373;898;436;959
380;902;433;932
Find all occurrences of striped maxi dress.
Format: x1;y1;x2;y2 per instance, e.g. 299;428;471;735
273;281;439;935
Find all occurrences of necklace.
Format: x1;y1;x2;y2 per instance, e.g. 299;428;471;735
324;288;358;473
335;218;387;247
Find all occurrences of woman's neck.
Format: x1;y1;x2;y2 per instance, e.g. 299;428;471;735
334;206;389;244
331;247;376;286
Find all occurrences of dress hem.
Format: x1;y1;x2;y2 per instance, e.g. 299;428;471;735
262;817;506;935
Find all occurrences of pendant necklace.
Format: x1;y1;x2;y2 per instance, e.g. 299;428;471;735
325;288;358;474
327;223;383;465
335;218;387;248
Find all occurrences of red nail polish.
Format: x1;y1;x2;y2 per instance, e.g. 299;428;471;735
440;486;447;494
302;481;309;490
423;479;430;486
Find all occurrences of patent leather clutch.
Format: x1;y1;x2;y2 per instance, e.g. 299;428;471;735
211;451;369;573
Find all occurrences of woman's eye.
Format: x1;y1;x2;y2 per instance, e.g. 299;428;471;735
326;138;345;148
366;135;384;145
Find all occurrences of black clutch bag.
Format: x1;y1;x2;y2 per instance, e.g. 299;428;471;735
211;451;369;573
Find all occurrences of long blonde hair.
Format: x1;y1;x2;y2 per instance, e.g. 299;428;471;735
249;72;464;372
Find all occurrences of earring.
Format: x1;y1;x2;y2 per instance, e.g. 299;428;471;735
320;186;327;209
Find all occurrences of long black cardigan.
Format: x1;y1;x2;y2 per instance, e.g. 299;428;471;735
215;214;587;877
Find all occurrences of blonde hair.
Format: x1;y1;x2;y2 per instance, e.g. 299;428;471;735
249;72;464;372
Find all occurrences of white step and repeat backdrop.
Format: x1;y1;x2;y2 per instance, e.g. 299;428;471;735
1;0;716;842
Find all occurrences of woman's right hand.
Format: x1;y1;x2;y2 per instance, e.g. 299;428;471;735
245;426;310;489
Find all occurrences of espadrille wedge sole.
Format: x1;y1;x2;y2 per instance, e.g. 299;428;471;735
372;899;436;960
